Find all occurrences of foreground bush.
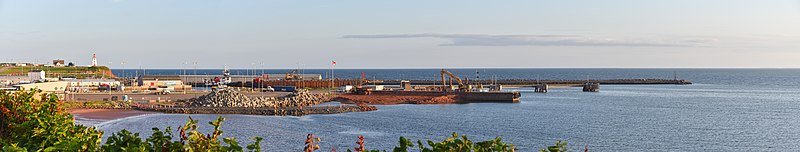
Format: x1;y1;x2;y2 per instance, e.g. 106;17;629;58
0;89;103;151
0;89;570;152
0;89;263;152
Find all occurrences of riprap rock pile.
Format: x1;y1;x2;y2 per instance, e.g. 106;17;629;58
252;89;330;107
187;89;329;108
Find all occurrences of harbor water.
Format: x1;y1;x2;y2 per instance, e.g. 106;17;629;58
97;69;800;151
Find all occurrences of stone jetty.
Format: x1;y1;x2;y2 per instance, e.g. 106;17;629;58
186;89;330;108
131;89;378;116
133;105;377;116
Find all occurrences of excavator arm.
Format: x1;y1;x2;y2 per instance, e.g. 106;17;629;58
441;69;466;91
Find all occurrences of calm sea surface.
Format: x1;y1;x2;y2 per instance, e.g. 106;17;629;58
94;69;800;151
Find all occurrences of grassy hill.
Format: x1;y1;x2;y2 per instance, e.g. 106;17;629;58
0;66;116;79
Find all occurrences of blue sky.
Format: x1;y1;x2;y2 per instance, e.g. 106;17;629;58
1;0;799;69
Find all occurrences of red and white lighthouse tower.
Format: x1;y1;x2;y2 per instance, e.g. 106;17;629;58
91;53;98;67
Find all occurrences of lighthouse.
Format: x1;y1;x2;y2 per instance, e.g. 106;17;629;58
91;53;97;67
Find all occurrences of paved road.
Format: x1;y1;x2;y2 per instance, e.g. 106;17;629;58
68;91;292;102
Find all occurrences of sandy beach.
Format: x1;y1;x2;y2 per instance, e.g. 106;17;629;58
69;109;155;122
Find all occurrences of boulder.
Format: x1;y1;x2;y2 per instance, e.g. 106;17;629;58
187;89;329;108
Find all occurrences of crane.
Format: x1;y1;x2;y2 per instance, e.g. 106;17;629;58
440;69;469;92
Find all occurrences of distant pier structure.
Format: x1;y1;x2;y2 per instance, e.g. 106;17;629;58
138;74;323;84
534;84;548;93
376;79;691;86
376;78;689;93
582;83;600;92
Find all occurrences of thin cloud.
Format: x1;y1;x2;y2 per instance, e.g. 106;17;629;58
342;34;714;47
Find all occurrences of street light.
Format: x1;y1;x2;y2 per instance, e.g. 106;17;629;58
121;60;126;97
106;61;112;79
183;61;188;94
183;62;188;76
193;61;198;98
251;62;256;92
108;61;113;96
260;62;264;97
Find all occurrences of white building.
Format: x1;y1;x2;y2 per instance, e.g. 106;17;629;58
27;70;45;81
66;79;120;88
65;79;121;92
53;60;65;67
0;76;31;86
14;81;68;93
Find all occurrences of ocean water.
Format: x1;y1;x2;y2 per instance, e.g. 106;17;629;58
97;69;800;151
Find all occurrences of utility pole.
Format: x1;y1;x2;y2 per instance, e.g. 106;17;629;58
251;62;256;92
433;74;437;91
107;61;112;96
193;61;198;75
331;60;336;88
121;60;126;97
260;62;264;97
106;61;112;79
120;61;126;78
673;71;677;81
193;61;198;97
586;75;590;83
296;61;300;89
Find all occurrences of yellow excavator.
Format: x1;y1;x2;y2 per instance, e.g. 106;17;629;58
440;69;471;92
285;69;303;80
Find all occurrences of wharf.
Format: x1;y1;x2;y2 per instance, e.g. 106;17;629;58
369;90;521;103
335;90;521;104
376;79;691;86
131;105;377;116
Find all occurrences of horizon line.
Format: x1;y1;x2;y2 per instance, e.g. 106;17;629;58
108;67;800;70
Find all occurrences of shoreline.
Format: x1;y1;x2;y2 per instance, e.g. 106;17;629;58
67;102;378;122
131;104;377;116
69;109;155;123
333;94;458;105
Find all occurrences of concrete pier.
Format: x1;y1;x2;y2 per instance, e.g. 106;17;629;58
377;79;691;86
364;90;521;103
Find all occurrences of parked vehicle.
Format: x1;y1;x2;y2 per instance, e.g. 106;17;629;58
153;86;174;95
262;86;275;92
272;86;296;92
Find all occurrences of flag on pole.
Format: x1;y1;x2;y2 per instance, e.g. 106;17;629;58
332;60;337;66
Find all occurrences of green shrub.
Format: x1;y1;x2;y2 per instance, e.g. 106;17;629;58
0;89;103;151
539;140;568;152
380;132;517;152
0;90;262;152
1;89;567;152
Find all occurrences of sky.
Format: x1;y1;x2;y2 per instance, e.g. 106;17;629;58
1;0;799;69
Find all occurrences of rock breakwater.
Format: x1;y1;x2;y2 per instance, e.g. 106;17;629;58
133;105;377;116
186;89;330;108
